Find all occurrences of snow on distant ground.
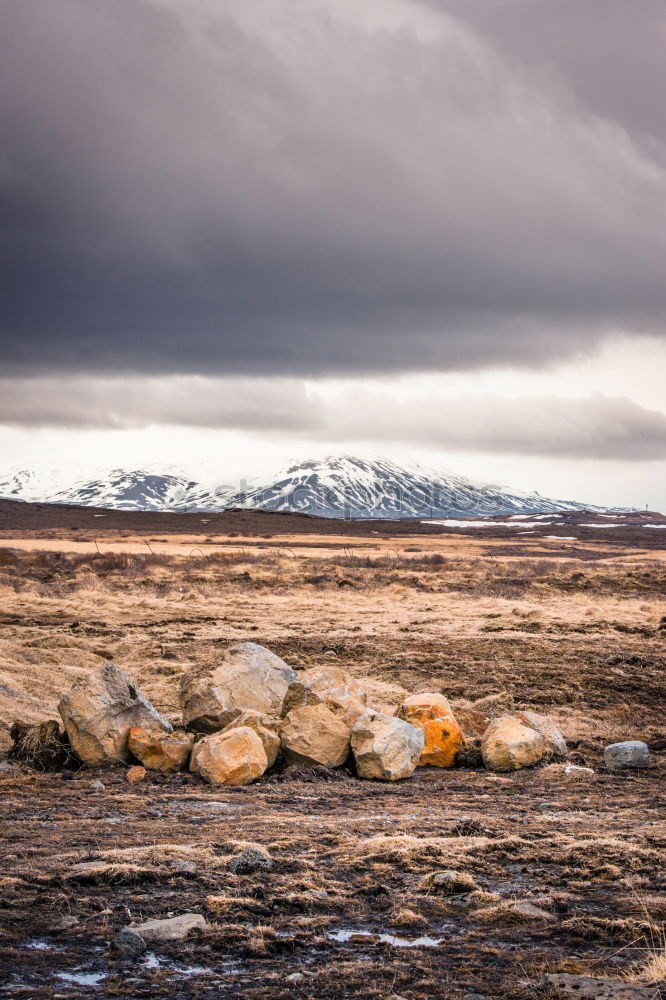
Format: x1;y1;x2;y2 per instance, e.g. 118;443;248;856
424;519;554;528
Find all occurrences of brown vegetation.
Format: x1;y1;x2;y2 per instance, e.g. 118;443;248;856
0;525;664;998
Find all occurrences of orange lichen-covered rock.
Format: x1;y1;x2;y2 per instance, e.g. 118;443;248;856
397;693;464;767
126;765;146;784
128;727;195;772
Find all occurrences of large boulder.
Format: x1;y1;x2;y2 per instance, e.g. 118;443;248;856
180;642;297;732
284;666;368;727
397;693;463;767
128;727;195;772
58;663;172;765
515;710;567;759
219;710;281;767
190;727;268;785
280;703;351;768
351;711;424;781
481;715;545;772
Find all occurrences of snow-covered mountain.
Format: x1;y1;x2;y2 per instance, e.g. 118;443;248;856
0;455;612;518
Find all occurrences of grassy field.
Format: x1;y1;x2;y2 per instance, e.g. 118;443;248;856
0;529;665;998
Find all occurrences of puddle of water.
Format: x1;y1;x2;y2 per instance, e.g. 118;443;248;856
328;929;444;948
142;952;213;979
25;937;68;953
56;970;107;987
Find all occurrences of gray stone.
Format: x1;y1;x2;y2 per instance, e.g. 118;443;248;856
89;779;105;792
113;927;147;955
228;845;273;875
603;741;649;770
168;859;198;875
130;912;206;942
351;711;424;781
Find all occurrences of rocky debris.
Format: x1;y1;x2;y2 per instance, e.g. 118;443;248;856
180;642;296;732
113;926;147;955
482;715;545;772
219;710;281;767
296;666;368;726
127;727;194;772
128;912;206;943
280;703;351;768
125;764;146;784
168;859;198;875
351;711;424;781
420;870;478;894
9;720;76;771
88;779;105;792
604;741;650;770
190;726;268;785
228;844;273;874
515;710;567;758
541;974;655;999
397;693;464;767
58;663;172;765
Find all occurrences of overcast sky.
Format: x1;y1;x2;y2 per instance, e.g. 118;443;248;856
1;0;665;508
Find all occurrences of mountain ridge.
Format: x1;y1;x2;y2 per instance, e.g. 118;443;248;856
0;455;625;518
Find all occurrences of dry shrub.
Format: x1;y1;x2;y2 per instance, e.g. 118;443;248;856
560;914;659;944
9;719;78;771
389;907;427;928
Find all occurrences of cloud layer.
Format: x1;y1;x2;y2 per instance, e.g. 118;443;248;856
2;0;665;377
2;376;665;460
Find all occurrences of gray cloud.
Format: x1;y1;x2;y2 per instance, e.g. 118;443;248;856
2;376;665;460
1;0;665;378
426;1;666;152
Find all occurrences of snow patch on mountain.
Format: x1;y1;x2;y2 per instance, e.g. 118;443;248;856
0;455;617;518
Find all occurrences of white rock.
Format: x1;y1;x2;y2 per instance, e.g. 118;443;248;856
351;711;424;781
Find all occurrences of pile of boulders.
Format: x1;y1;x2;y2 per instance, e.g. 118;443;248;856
35;640;580;785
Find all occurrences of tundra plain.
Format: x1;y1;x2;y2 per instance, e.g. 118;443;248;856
0;509;665;999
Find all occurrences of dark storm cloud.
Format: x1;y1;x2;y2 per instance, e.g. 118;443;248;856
2;376;665;460
1;0;665;377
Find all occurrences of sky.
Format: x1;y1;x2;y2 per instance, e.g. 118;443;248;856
1;0;665;509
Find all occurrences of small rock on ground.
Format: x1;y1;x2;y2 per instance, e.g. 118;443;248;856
603;741;650;770
129;913;206;942
126;765;146;783
113;927;147;955
228;845;273;874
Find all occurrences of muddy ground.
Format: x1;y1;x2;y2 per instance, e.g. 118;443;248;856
0;529;665;999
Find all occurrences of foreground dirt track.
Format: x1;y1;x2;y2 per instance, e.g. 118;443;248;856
0;512;665;998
